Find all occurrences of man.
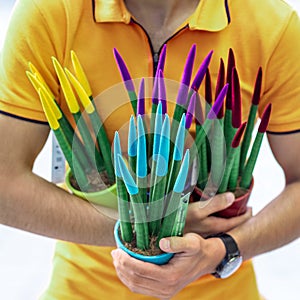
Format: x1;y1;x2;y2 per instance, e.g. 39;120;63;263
1;0;300;299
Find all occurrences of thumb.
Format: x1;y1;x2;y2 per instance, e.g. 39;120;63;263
197;192;235;216
159;233;201;255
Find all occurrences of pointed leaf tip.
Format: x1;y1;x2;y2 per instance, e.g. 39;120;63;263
113;48;135;91
173;150;190;194
226;48;236;83
258;103;272;133
216;58;225;119
113;131;122;177
231;67;242;128
252;67;263;105
118;154;139;195
207;84;228;120
205;68;213;105
191;50;213;91
174;114;186;161
137;78;145;116
158;70;167;114
152;45;167;103
128;115;137;157
225;48;236;110
175;45;197;106
155;44;167;77
215;58;225;98
137;115;147;178
181;44;196;86
185;92;196;129
232;122;247;148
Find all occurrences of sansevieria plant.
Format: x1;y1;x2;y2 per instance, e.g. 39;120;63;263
112;46;232;260
26;51;115;194
193;49;272;197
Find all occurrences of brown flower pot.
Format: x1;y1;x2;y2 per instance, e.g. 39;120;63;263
190;179;254;218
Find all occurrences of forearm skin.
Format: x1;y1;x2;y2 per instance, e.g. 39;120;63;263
229;181;300;260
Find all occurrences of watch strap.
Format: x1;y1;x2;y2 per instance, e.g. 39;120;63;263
207;233;241;278
216;233;240;258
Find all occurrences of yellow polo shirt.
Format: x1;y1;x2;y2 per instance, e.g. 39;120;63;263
1;0;300;299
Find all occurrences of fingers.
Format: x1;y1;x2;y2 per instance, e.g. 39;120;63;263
185;206;253;237
159;233;202;255
189;192;235;219
207;207;252;234
204;207;252;234
111;249;164;280
111;249;181;298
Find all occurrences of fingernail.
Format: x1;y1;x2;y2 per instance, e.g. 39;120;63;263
226;193;235;205
111;249;118;258
160;238;170;250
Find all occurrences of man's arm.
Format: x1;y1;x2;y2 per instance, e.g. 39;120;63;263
229;131;300;259
0;114;116;246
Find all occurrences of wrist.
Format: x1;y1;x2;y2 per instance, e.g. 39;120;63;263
206;233;243;278
204;236;227;273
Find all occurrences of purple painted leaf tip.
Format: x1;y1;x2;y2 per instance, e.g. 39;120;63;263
155;44;167;77
181;44;196;86
158;70;167;114
113;48;135;91
207;84;228;120
137;78;145;116
185;92;196;129
258;103;272;133
232;122;247;148
152;71;160;104
191;50;213;91
113;48;118;55
252;67;263;105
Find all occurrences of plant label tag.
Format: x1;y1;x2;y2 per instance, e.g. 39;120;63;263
51;133;66;184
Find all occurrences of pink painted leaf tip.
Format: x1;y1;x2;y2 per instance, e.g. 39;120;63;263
232;122;247;148
258;103;272;133
252;67;263;105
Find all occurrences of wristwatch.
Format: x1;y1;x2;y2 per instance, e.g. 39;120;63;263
207;233;243;279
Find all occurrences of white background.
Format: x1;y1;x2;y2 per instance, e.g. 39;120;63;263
1;1;300;299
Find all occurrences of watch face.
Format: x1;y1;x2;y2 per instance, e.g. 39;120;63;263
219;256;243;279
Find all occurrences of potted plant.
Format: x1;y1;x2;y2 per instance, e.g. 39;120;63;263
191;49;272;217
26;51;118;209
26;44;271;261
114;45;272;221
113;104;191;265
111;46;234;264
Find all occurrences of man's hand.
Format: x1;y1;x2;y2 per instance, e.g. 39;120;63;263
185;192;252;237
111;233;225;299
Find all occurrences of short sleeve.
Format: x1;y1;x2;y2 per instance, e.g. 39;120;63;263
0;0;66;122
260;11;300;133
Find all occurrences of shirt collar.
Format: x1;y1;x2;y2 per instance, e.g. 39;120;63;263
93;0;131;24
93;0;231;31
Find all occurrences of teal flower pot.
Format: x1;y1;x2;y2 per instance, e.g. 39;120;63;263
114;220;174;265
